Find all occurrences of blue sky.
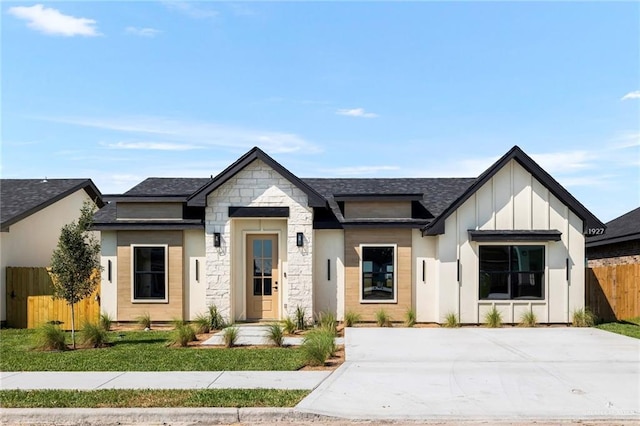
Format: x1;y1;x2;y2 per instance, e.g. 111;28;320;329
2;1;638;222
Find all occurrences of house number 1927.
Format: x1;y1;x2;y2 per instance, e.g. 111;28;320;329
585;228;605;236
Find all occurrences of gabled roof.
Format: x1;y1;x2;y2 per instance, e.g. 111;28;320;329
423;146;606;236
124;177;211;197
187;147;327;208
1;179;103;232
586;206;640;248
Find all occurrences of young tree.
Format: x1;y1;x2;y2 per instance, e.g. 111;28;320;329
50;201;101;349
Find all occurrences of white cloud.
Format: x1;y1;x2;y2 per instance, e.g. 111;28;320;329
7;4;100;37
40;115;320;154
125;27;161;38
336;108;379;118
162;2;218;19
621;91;640;101
319;165;400;176
104;141;201;151
530;150;596;175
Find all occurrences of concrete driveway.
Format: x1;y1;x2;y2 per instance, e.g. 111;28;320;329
296;327;640;421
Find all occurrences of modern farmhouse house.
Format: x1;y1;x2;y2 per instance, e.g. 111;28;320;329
93;146;605;325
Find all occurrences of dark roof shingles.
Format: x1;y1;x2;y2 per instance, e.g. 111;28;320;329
124;178;211;197
587;206;640;245
1;179;99;229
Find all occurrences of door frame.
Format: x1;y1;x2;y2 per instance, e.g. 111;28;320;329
241;230;282;320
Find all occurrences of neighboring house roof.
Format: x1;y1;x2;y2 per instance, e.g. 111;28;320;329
187;147;327;208
0;179;103;232
423;146;606;235
124;178;211;197
586;207;640;248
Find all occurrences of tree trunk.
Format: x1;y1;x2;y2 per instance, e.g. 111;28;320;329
71;302;76;349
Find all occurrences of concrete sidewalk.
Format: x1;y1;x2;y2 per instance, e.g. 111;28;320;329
0;370;331;390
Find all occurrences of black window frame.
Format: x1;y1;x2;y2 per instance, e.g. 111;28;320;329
479;245;545;301
360;245;397;303
132;245;168;302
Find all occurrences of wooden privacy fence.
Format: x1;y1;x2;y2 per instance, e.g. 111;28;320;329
586;264;640;322
5;267;100;329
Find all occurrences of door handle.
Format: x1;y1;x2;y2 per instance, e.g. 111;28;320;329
274;281;278;291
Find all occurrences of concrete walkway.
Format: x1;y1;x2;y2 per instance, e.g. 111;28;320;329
201;324;345;346
0;370;330;390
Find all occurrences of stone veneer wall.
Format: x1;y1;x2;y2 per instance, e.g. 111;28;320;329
587;240;640;267
205;160;314;321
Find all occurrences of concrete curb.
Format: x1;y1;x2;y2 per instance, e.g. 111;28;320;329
0;407;338;425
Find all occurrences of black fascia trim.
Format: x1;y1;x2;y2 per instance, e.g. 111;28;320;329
92;222;204;231
1;179;104;231
228;206;290;218
313;221;344;230
106;196;189;202
342;221;429;229
468;230;562;242
187;147;327;208
423;146;606;236
586;233;640;248
333;193;423;202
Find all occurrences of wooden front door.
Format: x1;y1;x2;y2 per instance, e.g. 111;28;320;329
246;234;279;320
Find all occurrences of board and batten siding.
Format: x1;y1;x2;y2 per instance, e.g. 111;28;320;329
345;228;412;321
116;231;184;321
435;159;584;324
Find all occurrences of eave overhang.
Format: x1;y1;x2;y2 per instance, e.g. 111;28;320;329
468;230;562;242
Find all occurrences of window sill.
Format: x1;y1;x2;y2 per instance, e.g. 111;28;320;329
360;299;397;304
131;299;169;304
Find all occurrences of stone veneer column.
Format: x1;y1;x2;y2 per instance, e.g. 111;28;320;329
205;160;314;323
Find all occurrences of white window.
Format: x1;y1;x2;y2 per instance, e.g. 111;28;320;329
360;244;397;303
132;245;168;302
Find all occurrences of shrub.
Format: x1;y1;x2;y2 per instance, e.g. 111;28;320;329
168;323;197;347
343;311;361;328
317;311;337;334
375;308;392;327
282;317;296;335
208;305;226;330
99;312;113;331
266;322;284;347
484;306;503;328
443;312;460;328
193;312;212;334
33;323;67;351
136;312;152;330
520;310;537;327
295;305;306;331
301;328;336;366
79;322;109;348
223;326;239;348
572;308;596;327
405;308;417;328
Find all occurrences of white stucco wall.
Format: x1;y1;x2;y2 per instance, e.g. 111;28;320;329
205;160;314;322
1;189;94;322
313;230;345;319
100;231;118;319
434;160;585;324
413;230;438;322
184;229;206;320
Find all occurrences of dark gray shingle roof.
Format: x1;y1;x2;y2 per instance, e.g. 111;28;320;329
586;206;640;247
1;179;103;231
303;178;476;218
124;178;211;197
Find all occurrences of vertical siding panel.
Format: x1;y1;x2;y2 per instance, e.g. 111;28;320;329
513;162;532;230
494;162;512;229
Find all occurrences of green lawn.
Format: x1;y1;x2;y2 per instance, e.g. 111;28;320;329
595;317;640;339
0;329;306;371
0;389;308;408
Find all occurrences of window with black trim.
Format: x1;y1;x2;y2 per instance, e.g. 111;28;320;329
479;245;544;300
361;246;395;301
133;246;167;301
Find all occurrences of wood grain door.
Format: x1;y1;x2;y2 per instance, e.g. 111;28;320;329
246;234;279;320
